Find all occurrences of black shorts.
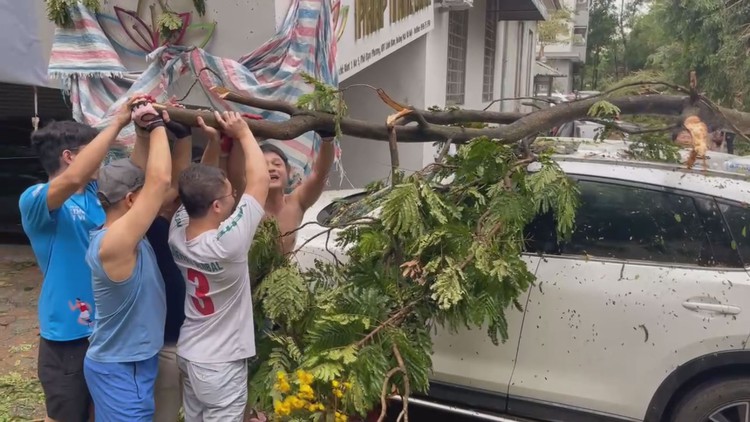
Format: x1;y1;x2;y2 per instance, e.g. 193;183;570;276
38;337;92;422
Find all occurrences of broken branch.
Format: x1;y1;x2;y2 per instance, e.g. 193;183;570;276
156;87;750;144
211;86;300;115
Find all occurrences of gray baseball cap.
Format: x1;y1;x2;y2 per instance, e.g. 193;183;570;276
97;158;145;207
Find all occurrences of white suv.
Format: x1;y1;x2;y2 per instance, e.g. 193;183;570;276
294;140;750;422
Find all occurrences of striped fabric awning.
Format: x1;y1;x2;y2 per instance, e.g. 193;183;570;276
47;0;340;186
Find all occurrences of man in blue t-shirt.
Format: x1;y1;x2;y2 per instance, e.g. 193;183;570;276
19;106;131;422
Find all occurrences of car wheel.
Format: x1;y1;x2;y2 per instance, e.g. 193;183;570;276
671;377;750;422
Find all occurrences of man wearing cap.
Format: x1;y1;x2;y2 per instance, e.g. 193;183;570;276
83;97;172;421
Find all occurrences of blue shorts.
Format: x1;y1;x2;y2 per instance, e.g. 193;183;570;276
83;355;159;422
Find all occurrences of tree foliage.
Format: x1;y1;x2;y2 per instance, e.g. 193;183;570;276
538;6;574;47
646;0;750;108
248;134;579;419
585;0;618;88
588;0;750;109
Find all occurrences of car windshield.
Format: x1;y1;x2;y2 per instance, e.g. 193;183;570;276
316;192;371;226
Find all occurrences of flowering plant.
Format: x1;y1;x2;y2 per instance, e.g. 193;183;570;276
272;369;353;422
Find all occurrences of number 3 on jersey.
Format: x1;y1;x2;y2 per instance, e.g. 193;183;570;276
187;269;215;315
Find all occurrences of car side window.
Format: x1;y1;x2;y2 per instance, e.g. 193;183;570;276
692;198;743;268
561;180;711;265
524;211;560;255
718;202;750;267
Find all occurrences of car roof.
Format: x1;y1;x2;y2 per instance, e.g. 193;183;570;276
308;140;750;219
543;138;750;204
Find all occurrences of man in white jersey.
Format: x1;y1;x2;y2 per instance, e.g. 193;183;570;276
168;111;269;421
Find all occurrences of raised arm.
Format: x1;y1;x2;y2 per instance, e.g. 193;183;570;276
214;111;270;206
130;126;149;170
164;111;193;205
291;134;335;210
99;100;172;281
226;138;247;199
198;116;221;167
46;105;131;210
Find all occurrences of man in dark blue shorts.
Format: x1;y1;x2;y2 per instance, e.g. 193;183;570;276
19;104;132;422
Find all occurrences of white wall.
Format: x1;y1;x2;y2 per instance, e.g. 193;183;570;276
329;37;429;189
119;0;277;71
544;58;573;92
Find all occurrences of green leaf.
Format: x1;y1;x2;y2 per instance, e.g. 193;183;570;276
306;362;344;382
587;100;621;118
326;346;359;364
429;258;465;310
381;183;423;237
256;265;308;325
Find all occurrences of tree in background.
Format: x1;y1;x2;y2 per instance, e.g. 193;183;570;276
585;0;617;89
537;6;574;61
586;0;750;109
647;0;750;109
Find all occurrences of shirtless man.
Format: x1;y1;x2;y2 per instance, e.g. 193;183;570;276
262;140;335;252
201;121;336;254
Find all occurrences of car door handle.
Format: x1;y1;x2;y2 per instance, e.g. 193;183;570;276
682;301;741;315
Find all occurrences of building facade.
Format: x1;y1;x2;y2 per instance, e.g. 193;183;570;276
331;0;549;187
535;0;589;94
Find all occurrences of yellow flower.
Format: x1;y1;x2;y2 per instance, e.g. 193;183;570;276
332;380;340;388
274;400;291;416
273;380;291;394
335;411;349;422
298;383;315;400
306;401;325;413
343;381;353;389
289;396;306;409
296;369;314;386
276;371;288;382
333;389;344;398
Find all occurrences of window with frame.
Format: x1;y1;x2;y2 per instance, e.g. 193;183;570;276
482;11;497;102
446;10;469;105
573;27;587;46
524;180;743;267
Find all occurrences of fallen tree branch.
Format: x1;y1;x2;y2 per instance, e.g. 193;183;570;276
156;89;750;144
392;344;410;422
581;118;680;135
211;86;300;115
377;367;404;422
355;301;420;349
